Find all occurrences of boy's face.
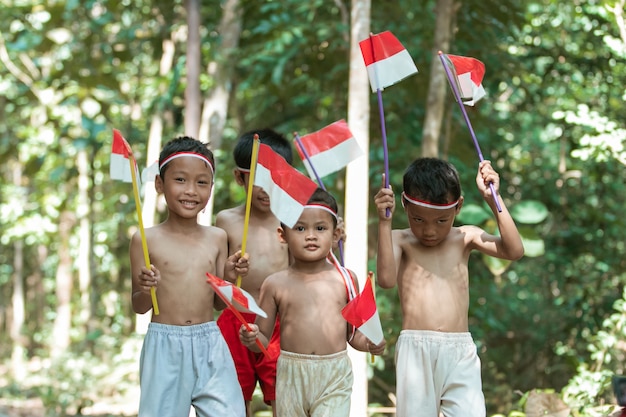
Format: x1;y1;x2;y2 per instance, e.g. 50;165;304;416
235;170;272;213
278;207;339;262
155;156;214;218
403;197;463;247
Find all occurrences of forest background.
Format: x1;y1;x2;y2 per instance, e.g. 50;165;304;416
1;0;626;416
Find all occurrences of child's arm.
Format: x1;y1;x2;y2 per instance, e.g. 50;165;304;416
239;278;278;351
374;174;401;288
348;330;386;356
130;231;160;314
471;161;524;260
214;228;230;310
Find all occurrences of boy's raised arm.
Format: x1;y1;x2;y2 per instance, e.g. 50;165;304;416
374;174;400;288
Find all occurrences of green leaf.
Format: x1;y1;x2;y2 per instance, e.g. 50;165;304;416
457;203;491;225
510;200;549;224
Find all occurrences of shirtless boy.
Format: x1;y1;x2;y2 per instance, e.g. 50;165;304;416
131;136;248;417
374;158;524;417
240;188;386;417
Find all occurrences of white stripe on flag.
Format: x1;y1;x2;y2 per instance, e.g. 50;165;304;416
358;310;384;345
110;153;133;183
255;163;305;228
366;49;417;92
303;138;363;178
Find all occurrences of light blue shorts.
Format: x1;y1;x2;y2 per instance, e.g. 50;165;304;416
138;321;245;417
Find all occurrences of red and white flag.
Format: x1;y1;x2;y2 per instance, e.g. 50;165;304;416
206;273;267;318
445;54;486;106
341;273;384;344
110;129;140;185
296;120;363;179
254;143;318;228
359;31;418;92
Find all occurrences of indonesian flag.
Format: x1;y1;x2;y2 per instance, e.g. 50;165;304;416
110;129;140;186
254;143;318;228
206;273;267;318
296;120;363;179
445;54;486;106
341;273;384;344
359;31;418;92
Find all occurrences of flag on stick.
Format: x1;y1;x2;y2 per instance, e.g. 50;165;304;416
206;273;270;358
295;120;363;180
359;32;418;216
342;271;384;345
443;54;486;106
237;135;260;287
254;143;318;228
111;129;159;314
438;51;502;212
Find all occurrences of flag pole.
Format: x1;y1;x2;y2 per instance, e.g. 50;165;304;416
237;135;261;287
293;132;345;266
128;152;160;315
369;33;391;217
207;274;270;358
438;51;501;212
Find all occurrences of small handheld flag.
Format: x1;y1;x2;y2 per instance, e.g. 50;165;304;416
438;51;502;212
342;271;384;346
359;32;418;216
443;54;486;106
206;273;270;358
254;143;318;228
111;129;159;315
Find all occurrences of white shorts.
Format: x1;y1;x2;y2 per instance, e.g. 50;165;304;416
276;350;353;417
395;330;485;417
138;321;245;417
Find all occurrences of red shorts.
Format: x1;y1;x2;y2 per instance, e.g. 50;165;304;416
217;309;280;404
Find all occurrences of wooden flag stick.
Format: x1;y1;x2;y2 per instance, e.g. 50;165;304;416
237;135;261;287
128;153;159;315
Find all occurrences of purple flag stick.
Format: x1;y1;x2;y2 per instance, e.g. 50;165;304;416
293;132;345;266
369;34;391;218
438;51;502;212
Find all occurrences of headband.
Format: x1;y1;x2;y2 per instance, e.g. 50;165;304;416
159;152;214;175
401;192;459;210
235;166;250;173
303;204;338;220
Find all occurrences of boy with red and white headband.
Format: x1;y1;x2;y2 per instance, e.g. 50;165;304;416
374;157;524;417
240;188;386;417
131;136;248;417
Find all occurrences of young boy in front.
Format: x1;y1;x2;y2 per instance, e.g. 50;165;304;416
239;188;386;417
216;129;292;416
131;136;248;417
374;158;524;417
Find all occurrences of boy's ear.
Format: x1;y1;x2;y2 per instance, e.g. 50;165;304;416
455;196;464;213
234;169;246;186
277;226;287;243
155;174;164;193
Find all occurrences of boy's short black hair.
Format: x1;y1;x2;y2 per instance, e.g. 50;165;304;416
307;188;339;228
233;128;293;169
159;136;214;178
403;158;461;204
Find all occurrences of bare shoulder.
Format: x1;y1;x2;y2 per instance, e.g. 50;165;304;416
457;224;488;241
202;224;227;241
215;205;245;227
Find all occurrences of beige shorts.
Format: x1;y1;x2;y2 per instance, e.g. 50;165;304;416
395;330;485;417
276;350;353;417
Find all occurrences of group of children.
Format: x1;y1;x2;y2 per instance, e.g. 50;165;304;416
129;129;524;417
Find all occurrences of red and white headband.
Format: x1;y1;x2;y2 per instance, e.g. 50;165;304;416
401;192;459;210
304;204;338;220
235;166;250;173
159;152;214;175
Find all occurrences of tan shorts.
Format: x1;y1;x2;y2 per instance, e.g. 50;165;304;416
276;350;353;417
395;330;485;417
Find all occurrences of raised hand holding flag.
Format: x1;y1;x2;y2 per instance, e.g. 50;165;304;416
438;51;501;212
359;32;418;216
111;129;159;315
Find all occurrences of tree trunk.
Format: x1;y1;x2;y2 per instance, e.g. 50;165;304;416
421;0;455;158
185;0;202;138
346;1;371;415
77;149;93;342
51;210;75;358
197;0;242;226
10;158;25;379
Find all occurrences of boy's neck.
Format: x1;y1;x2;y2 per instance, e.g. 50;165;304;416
289;257;333;274
162;214;201;232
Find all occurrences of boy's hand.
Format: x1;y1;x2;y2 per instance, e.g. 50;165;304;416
374;173;395;220
226;250;249;280
476;160;500;199
239;323;259;348
368;339;386;356
138;264;160;294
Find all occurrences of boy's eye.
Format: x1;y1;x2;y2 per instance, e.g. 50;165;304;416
295;226;305;232
175;177;185;183
198;180;210;185
316;225;327;231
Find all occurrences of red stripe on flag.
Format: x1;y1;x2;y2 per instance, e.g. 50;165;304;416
359;31;406;66
298;120;353;156
112;129;132;157
447;55;485;86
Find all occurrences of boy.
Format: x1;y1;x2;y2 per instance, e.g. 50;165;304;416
131;136;248;417
374;158;524;417
216;129;292;416
240;188;386;417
